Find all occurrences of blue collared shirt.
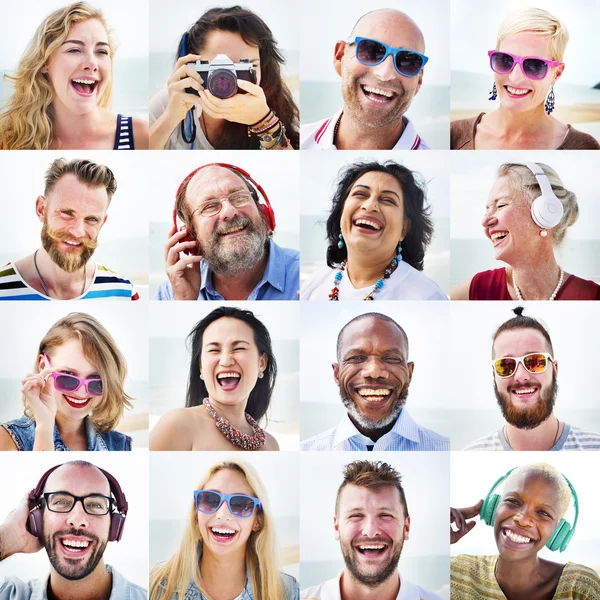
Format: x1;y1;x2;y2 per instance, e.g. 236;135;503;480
155;240;299;301
300;409;450;451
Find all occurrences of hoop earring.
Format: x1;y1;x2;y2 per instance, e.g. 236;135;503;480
545;86;555;115
489;82;497;101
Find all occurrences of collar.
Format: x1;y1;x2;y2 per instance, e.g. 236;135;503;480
319;571;410;600
199;239;285;300
332;408;420;449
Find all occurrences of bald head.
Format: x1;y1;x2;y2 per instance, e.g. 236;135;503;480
43;461;111;497
350;9;425;53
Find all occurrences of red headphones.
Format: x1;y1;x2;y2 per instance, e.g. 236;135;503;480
172;163;276;256
27;464;128;543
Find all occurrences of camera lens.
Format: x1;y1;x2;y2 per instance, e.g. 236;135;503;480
208;69;237;99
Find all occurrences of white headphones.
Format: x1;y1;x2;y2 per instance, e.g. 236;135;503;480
523;162;564;229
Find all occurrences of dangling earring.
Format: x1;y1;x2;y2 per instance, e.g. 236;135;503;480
391;242;403;266
545;86;555;115
540;229;548;238
489;82;497;101
337;234;344;249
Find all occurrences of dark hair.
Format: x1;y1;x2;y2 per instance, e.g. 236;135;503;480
492;306;554;356
177;6;299;149
325;161;434;271
185;306;277;423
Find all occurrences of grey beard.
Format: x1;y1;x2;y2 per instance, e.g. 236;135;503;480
340;388;408;432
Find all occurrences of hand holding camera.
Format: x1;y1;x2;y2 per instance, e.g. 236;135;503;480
165;53;205;122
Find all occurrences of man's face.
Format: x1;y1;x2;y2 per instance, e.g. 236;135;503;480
333;316;414;431
42;464;111;581
334;10;425;129
492;328;558;430
335;483;410;588
186;166;269;277
38;174;108;273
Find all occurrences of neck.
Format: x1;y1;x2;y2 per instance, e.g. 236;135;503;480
48;560;111;600
340;569;400;600
490;105;553;140
508;253;562;300
505;415;561;451
32;248;91;299
207;397;251;431
51;103;105;147
336;112;405;150
345;249;395;289
348;412;397;442
495;554;544;595
200;547;247;600
201;113;226;145
212;254;268;301
55;412;88;442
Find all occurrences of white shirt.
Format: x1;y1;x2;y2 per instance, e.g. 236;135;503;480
300;108;430;150
301;571;443;600
301;262;448;301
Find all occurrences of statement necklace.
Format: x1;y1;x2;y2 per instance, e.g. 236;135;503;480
33;249;86;298
512;267;564;301
329;257;400;301
203;398;266;451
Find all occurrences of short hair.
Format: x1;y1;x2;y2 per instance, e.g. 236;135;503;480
335;460;409;518
325;161;434;272
43;460;110;495
496;7;569;62
26;312;133;433
497;163;578;246
492;306;554;357
44;158;117;206
336;312;408;362
185;306;277;424
503;463;571;519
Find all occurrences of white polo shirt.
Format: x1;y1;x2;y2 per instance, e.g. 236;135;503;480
300;108;430;150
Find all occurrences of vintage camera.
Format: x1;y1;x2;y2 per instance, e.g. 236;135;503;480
186;54;257;99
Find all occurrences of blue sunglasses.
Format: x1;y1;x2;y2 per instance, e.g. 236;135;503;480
194;490;262;518
347;37;428;77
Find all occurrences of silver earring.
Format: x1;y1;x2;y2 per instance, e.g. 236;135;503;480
200;373;204;380
257;371;264;379
540;230;548;238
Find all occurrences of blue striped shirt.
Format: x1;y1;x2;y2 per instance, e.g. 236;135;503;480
300;409;450;451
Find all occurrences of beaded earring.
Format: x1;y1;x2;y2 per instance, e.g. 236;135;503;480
391;242;403;267
545;86;555;115
337;234;344;249
489;82;497;101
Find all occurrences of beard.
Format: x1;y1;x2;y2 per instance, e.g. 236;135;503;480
196;214;269;277
340;535;402;588
41;221;97;273
44;528;106;581
494;372;558;430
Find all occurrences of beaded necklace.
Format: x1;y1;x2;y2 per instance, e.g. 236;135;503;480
202;398;266;450
512;267;564;301
329;256;400;301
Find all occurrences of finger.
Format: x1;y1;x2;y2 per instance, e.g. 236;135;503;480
450;507;466;531
235;78;262;96
173;53;202;70
458;500;483;519
171;76;203;93
166;240;201;267
174;254;203;270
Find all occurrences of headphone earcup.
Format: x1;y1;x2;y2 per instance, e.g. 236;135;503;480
480;493;501;526
531;194;564;229
27;507;44;540
260;203;276;231
109;513;126;542
546;518;571;552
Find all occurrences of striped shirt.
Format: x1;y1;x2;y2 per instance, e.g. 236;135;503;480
451;555;600;599
300;409;449;451
113;114;134;150
0;263;139;301
463;423;600;451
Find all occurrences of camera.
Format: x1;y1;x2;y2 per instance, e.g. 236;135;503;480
186;54;257;99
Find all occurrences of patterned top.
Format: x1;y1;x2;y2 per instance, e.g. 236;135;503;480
463;423;600;451
0;262;139;301
451;555;600;599
113;114;135;150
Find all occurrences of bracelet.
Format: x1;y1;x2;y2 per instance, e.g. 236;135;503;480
251;115;280;135
260;123;288;150
248;109;273;129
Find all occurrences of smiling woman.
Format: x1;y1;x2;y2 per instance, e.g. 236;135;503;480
0;2;148;150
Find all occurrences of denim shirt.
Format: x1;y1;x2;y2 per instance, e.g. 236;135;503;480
0;565;147;600
1;416;131;451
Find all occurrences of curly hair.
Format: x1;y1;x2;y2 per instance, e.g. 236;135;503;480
178;5;299;149
0;2;115;150
325;161;434;271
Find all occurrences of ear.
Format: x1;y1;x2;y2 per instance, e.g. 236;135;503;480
401;218;412;241
553;359;558;377
332;362;340;385
413;70;424;97
403;515;411;540
407;361;414;381
258;352;268;374
41;64;48;75
553;63;565;84
100;214;108;229
334;515;340;540
36;196;47;222
252;512;263;531
38;354;46;371
333;40;347;77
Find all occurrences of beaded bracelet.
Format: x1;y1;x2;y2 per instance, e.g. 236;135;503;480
252;116;280;135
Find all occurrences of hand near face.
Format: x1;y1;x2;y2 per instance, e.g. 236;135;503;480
164;54;205;123
0;494;43;560
21;367;57;429
450;500;483;544
165;223;203;300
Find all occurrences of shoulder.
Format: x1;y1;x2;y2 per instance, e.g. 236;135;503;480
93;265;137;300
561;125;600;150
301;266;334;300
0;575;40;597
0;423;21;450
560;274;600;300
148;88;170;121
463;430;502;451
450;277;473;300
451;554;496;578
401;579;443;600
279;571;300;598
467;268;508;300
300;116;334;149
560;562;600;594
155;280;175;301
101;429;132;451
300;427;337;451
264;431;280;451
272;241;300;263
414;424;450;449
132;117;149;149
564;425;600;450
150;408;199;451
301;575;339;599
397;264;448;300
450;114;483;150
107;565;148;599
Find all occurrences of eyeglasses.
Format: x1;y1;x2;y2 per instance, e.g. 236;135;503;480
194;490;262;518
192;191;254;218
42;492;114;515
347;37;428;77
488;51;561;81
491;353;554;378
44;354;103;397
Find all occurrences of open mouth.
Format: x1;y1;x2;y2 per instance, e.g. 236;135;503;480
355;542;389;557
63;395;92;409
504;85;532;99
353;218;383;232
356;387;392;403
59;536;92;557
210;526;238;543
502;527;535;547
510;386;539;401
361;85;396;104
490;231;508;247
220;224;247;237
217;372;241;391
71;78;99;97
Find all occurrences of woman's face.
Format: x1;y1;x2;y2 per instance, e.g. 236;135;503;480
494;32;563;113
200;317;267;409
199;29;261;86
197;468;259;559
493;471;563;561
42;19;111;115
41;337;103;420
340;171;410;259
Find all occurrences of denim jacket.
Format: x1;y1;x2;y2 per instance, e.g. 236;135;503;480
1;416;131;451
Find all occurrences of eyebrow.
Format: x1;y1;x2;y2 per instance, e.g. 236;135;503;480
205;340;251;347
200;186;247;203
351;184;400;199
345;506;399;513
61;40;110;48
505;492;556;513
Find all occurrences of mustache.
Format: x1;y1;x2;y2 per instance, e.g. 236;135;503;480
214;215;254;237
51;528;99;543
45;228;98;250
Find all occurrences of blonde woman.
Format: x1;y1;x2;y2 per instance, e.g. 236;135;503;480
0;312;133;451
0;2;148;150
150;460;299;600
451;7;600;150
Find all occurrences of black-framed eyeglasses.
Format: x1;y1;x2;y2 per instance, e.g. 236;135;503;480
192;191;254;218
42;492;114;516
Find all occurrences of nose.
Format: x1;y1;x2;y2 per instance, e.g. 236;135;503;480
66;500;90;529
215;498;232;520
362;356;388;379
218;198;238;220
513;359;531;381
371;54;398;81
218;349;235;367
81;49;99;72
68;218;87;239
361;194;380;213
513;507;534;528
481;210;496;228
361;514;381;538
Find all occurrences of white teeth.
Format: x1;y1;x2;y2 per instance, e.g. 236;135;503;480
211;526;236;535
358;388;391;397
358;544;385;550
505;529;532;543
217;372;241;379
506;86;530;96
491;232;508;241
514;387;536;395
62;539;90;548
64;241;82;246
72;78;96;85
65;395;88;404
354;219;382;230
363;86;394;98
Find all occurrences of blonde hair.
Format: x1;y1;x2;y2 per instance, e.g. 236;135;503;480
25;312;132;433
497;162;578;246
0;2;115;150
503;462;571;519
496;7;569;62
149;461;287;600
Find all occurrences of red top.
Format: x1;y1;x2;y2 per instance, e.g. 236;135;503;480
469;268;600;300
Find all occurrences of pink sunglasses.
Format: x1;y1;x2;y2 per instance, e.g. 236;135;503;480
43;354;103;397
488;50;560;80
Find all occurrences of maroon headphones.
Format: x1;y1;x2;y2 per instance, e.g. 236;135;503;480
27;464;128;543
172;163;277;256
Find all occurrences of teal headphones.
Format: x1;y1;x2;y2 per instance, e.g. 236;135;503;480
480;468;579;553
